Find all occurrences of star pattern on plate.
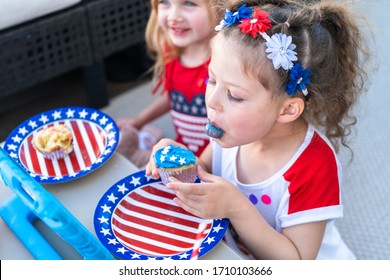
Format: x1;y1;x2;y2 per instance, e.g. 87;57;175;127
3;107;119;184
93;170;229;260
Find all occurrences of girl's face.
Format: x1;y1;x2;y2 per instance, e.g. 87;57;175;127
206;34;285;148
157;0;213;48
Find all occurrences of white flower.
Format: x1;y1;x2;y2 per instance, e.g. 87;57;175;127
265;33;297;70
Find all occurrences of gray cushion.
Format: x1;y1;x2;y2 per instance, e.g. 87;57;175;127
0;0;82;30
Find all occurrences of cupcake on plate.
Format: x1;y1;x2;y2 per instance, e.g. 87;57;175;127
154;144;197;185
32;124;73;160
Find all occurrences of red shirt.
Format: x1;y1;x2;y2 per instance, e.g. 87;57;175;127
163;58;210;156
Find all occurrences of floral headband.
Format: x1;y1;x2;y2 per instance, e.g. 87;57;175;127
215;4;312;96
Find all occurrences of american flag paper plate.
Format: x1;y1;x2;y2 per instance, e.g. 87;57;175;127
3;107;119;184
94;170;229;260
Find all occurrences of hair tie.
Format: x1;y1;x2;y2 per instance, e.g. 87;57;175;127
284;21;290;28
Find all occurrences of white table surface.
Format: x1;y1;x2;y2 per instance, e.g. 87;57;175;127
0;149;242;260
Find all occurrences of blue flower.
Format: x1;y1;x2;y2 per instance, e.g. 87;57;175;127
215;4;252;31
285;63;312;96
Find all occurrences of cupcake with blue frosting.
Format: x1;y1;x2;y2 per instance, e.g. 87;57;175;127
154;144;197;185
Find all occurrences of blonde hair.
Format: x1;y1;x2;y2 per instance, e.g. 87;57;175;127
217;0;372;152
145;0;223;86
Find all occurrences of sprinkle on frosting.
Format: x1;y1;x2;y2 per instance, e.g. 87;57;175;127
154;145;196;169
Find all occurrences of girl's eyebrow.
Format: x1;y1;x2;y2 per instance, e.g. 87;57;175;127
209;68;251;94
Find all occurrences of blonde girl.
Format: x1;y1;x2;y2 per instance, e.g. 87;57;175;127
116;0;223;166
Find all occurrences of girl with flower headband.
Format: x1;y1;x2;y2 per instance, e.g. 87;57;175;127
146;0;370;259
115;0;224;167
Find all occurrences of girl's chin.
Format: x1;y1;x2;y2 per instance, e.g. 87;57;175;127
169;39;189;48
168;33;190;44
212;138;238;149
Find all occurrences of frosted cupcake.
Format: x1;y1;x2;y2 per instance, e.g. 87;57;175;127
154;144;197;185
32;124;73;160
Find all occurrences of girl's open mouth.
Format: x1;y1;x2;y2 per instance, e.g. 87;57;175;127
170;26;189;36
205;119;224;139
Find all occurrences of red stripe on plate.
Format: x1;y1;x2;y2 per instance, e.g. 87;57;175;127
19;146;28;171
68;154;81;173
84;122;102;157
21;136;42;175
112;218;194;248
70;121;92;167
141;185;176;200
119;199;199;228
43;156;55;176
113;207;199;239
129;191;190;216
113;229;188;256
57;158;69;175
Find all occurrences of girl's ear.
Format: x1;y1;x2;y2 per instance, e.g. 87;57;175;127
277;97;305;123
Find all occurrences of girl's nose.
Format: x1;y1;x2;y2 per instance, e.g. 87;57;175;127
167;6;183;22
206;87;222;113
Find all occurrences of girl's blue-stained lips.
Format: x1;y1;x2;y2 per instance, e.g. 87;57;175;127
205;119;224;139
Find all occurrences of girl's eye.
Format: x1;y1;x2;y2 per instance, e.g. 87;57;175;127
184;1;196;7
227;91;243;103
206;78;216;86
158;0;170;6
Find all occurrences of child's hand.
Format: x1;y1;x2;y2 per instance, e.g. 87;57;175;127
166;165;245;220
144;138;187;179
115;118;140;130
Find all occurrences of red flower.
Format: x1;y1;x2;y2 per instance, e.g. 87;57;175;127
238;8;272;38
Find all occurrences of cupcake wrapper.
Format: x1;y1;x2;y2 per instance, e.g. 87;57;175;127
158;166;197;186
41;146;73;160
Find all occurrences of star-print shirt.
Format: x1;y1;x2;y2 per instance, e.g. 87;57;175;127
163;58;210;157
211;125;356;259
